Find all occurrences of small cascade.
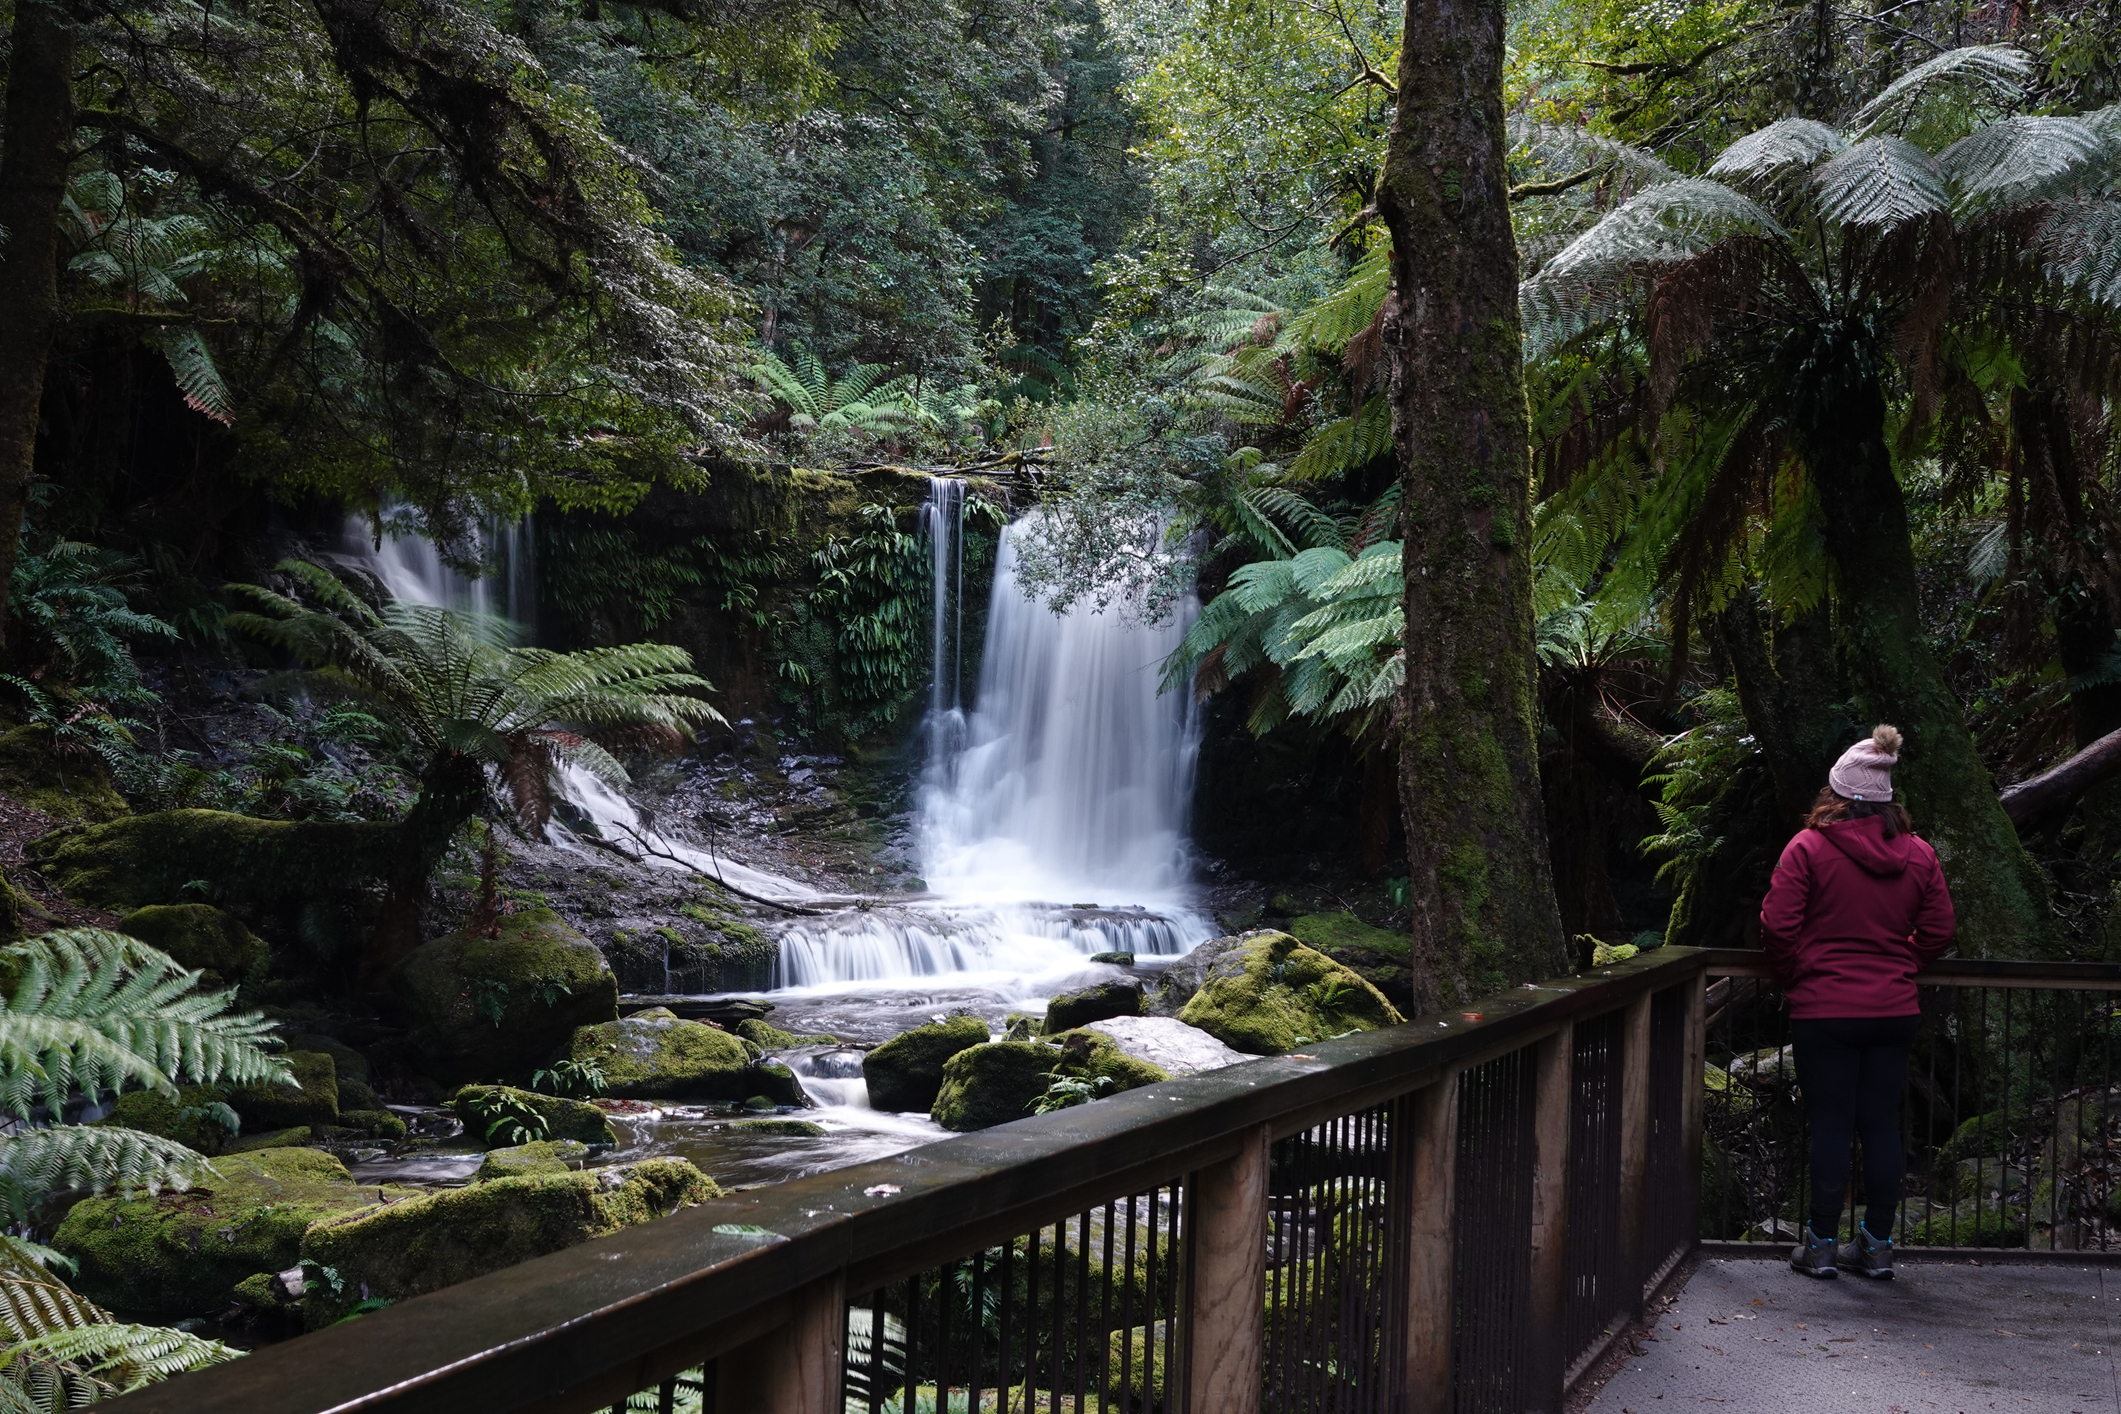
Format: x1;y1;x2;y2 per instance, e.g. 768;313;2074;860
338;505;535;626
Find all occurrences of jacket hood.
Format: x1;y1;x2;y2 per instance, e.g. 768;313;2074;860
1816;815;1918;877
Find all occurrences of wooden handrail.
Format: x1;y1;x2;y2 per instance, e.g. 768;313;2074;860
102;948;1711;1414
1702;947;2121;989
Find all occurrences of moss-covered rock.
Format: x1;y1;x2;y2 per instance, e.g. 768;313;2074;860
1938;1109;2011;1167
452;1085;619;1147
336;1076;382;1113
1903;1205;2026;1247
115;904;268;991
334;1109;408;1140
1144;934;1242;1018
393;910;619;1082
0;725;129;823
227;1050;338;1129
1042;980;1142;1034
1176;930;1404;1055
1048;1030;1171;1093
299;1158;718;1325
863;1015;990;1112
96;1086;235;1155
25;809;401;909
476;1139;592;1179
225;1125;312;1153
564;1007;753;1099
1286;913;1413;1009
52;1148;406;1316
931;1041;1059;1132
732;1018;835;1049
727;1118;827;1137
281;1033;372;1081
745;1058;814;1109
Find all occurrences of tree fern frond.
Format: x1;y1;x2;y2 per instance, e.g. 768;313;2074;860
1511;117;1680;188
1284;400;1393;482
1851;45;2033;139
5;1321;241;1396
1707;118;1844;186
1937;117;2112;215
1812;137;1948;229
0;1128;212;1226
2031;200;2121;303
151;329;233;426
1283;245;1393;353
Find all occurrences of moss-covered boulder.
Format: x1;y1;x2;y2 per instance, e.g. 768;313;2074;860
453;1085;619;1147
299;1158;718;1325
931;1041;1060;1132
115;904;268;990
863;1015;990;1112
1144;934;1243;1018
726;1118;827;1137
476;1139;592;1179
564;1007;752;1099
1176;930;1404;1055
393;910;618;1082
733;1018;835;1049
745;1058;814;1109
333;1109;409;1140
226;1126;312;1153
226;1049;338;1129
95;1086;235;1155
0;724;129;823
52;1148;406;1316
1042;980;1142;1034
1286;913;1413;1010
281;1033;372;1081
1048;1030;1171;1093
25;809;401;909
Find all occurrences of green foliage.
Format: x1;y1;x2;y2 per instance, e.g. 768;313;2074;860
6;538;176;703
530;1059;608;1101
1028;1073;1115;1115
463;1090;551;1148
781;505;930;740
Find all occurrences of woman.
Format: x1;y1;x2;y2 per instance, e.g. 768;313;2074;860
1759;725;1955;1280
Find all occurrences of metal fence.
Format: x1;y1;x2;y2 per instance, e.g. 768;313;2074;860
1700;950;2121;1255
106;949;1709;1414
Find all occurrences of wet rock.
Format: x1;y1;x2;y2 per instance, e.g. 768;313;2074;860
26;809;400;909
393;910;618;1082
476;1139;592;1179
115;904;267;990
228;1050;339;1129
53;1148;408;1316
930;1041;1059;1132
1049;1030;1169;1093
1088;951;1136;967
565;1007;752;1099
727;1118;827;1137
863;1015;991;1113
1143;933;1246;1017
334;1109;409;1140
1176;930;1403;1055
1286;913;1412;1010
745;1058;815;1109
300;1158;718;1326
733;1018;837;1050
452;1085;620;1147
1078;1016;1247;1076
1042;980;1143;1034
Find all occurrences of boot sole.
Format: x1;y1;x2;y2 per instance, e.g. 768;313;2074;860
1790;1262;1839;1278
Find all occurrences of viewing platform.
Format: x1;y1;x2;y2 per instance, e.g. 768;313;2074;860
104;947;2121;1414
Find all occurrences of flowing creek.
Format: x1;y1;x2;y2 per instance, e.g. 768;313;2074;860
341;485;1212;1188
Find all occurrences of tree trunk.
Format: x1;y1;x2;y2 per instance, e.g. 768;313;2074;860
1812;379;2055;957
1378;0;1568;1011
363;752;488;985
0;0;77;652
1712;590;1845;828
2015;387;2121;748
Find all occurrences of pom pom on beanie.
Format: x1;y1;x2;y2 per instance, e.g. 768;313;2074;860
1828;725;1902;802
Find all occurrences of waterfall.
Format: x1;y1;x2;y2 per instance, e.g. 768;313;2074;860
922;478;966;772
916;512;1200;905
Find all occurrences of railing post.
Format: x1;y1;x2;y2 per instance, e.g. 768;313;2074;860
1526;1024;1573;1412
1185;1122;1269;1414
1618;990;1653;1317
1682;968;1707;1247
714;1274;845;1414
1403;1068;1460;1414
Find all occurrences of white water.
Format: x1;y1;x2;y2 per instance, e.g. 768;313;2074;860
337;508;536;625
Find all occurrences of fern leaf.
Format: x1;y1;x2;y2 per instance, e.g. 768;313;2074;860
1707;118;1844;186
153;328;233;425
1851;45;2033;139
0;1127;214;1226
1811;137;1947;229
1938;116;2114;215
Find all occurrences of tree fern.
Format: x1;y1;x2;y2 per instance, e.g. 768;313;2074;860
151;329;233;426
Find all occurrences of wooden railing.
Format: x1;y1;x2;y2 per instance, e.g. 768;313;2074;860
107;948;1713;1414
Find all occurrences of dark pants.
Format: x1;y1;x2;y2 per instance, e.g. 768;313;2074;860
1790;1014;1920;1240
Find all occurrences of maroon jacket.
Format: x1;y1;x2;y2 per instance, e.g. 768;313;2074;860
1758;816;1956;1018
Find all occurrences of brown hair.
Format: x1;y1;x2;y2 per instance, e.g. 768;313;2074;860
1805;785;1912;839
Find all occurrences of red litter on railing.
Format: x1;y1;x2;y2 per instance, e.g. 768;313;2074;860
1462;1012;1484;1021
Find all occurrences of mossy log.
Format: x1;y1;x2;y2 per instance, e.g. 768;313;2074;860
26;809;401;909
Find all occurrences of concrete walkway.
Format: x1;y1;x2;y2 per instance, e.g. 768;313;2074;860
1588;1257;2121;1414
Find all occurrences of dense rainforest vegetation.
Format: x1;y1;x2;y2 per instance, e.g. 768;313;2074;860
0;0;2118;1392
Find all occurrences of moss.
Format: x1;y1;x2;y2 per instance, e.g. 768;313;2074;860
52;1148;407;1315
863;1015;990;1112
1176;931;1405;1055
225;1126;312;1153
115;904;268;990
1048;1030;1170;1093
476;1139;591;1179
393;910;619;1083
1285;913;1413;1009
97;1086;234;1155
746;1058;813;1109
1939;1110;2011;1166
733;1018;836;1050
1042;980;1142;1034
335;1109;408;1140
930;1041;1059;1132
0;725;130;823
230;1272;282;1310
25;809;401;909
281;1033;371;1080
452;1085;619;1147
1902;1205;2027;1247
726;1118;827;1137
228;1049;338;1129
565;1007;753;1099
300;1158;718;1325
337;1077;382;1112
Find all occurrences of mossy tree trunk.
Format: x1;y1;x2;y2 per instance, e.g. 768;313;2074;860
367;751;488;983
1713;590;1846;829
1377;0;1568;1010
1811;376;2055;957
0;0;76;653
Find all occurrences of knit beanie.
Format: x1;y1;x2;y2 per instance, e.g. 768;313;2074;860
1828;725;1903;802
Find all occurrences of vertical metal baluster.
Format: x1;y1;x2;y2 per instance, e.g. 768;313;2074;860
1050;1218;1066;1414
936;1258;954;1414
1074;1209;1092;1409
657;1376;675;1414
1167;1182;1186;1414
971;1250;988;1414
998;1240;1015;1414
905;1273;921;1414
867;1288;885;1414
1120;1195;1138;1409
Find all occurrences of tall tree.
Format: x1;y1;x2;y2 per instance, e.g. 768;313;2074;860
1378;0;1571;1008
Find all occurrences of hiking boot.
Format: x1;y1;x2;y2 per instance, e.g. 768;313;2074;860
1790;1223;1839;1279
1838;1223;1894;1279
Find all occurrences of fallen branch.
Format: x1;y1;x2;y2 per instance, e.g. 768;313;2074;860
597;822;831;917
1999;725;2121;826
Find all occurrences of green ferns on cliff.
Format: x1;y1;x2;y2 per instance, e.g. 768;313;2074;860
0;928;291;1407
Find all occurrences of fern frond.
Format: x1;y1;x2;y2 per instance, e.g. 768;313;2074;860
1284;400;1393;482
1939;116;2115;215
2031;199;2121;304
1851;45;2033;140
0;1128;213;1226
1811;137;1947;229
1707;118;1844;187
5;1322;241;1396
